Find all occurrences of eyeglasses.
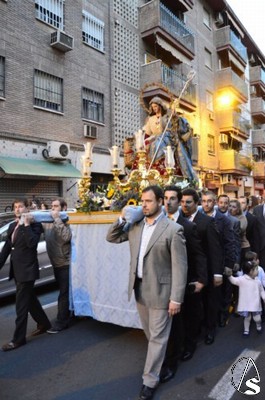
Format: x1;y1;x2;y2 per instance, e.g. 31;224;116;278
181;200;194;204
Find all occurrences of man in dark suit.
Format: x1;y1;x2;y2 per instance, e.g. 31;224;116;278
181;189;223;346
238;197;260;253
201;191;235;327
253;203;265;270
0;198;51;351
107;186;188;400
217;194;241;317
159;186;207;382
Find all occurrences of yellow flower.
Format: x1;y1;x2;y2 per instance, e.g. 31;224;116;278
107;188;115;199
122;187;131;193
127;198;137;206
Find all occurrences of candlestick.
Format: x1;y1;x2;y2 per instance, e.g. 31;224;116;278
81;155;87;176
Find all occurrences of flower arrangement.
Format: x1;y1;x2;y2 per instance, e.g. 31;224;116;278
106;181;141;211
76;182;141;213
76;187;107;213
76;178;192;213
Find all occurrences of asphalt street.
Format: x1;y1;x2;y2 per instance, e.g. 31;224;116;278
0;291;265;400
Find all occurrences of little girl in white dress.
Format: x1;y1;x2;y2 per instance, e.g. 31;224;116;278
227;260;265;336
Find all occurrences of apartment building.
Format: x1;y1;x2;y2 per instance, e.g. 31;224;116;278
0;0;264;211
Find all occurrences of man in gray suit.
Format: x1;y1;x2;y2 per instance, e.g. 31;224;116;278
106;186;187;400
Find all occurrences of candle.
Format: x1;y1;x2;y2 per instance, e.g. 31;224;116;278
109;145;119;167
165;146;175;168
81;155;87;176
85;142;92;159
134;130;144;151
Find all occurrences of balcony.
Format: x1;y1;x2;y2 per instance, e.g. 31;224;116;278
216;68;248;103
139;0;195;60
217;109;251;139
215;26;247;66
251;97;265;123
250;65;265;91
141;60;196;110
253;162;265;179
219;149;252;175
252;129;265;146
163;0;194;13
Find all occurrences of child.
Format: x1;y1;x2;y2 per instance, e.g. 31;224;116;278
244;251;265;288
225;260;265;336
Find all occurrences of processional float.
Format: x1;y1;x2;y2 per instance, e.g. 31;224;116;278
78;70;197;203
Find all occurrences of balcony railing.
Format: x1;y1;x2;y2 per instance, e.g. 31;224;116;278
251;97;265;114
160;3;194;53
252;129;265;146
219;149;252;174
141;60;196;105
250;65;265;86
215;26;247;63
140;0;195;55
161;64;196;104
217;109;251;138
216;67;248;102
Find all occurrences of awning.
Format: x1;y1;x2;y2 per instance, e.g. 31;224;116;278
228;52;245;74
156;35;191;65
0;156;82;178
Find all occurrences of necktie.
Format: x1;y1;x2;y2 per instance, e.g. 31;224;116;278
11;221;20;243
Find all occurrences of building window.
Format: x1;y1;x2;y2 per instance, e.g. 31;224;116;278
82;11;104;52
205;48;212;70
82;88;104;123
203;8;211;29
35;0;64;30
208;134;215;155
0;56;5;97
34;70;63;112
206;90;214;111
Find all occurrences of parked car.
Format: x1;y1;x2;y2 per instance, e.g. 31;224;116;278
0;212;14;228
0;220;54;298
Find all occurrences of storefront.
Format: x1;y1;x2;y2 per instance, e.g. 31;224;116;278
0;156;81;212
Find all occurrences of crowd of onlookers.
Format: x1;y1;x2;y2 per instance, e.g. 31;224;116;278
1;189;265;400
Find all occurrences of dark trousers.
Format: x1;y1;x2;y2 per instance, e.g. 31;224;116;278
258;247;265;271
203;282;220;332
218;275;233;320
183;291;204;350
162;312;184;371
53;266;70;329
14;281;50;344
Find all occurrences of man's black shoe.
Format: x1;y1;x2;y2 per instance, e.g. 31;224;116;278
181;349;195;361
205;332;215;345
219;314;228;327
160;366;176;383
138;385;156;400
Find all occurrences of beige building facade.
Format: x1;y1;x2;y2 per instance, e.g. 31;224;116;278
0;0;264;211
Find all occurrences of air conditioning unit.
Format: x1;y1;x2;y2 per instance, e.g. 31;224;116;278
209;112;215;121
215;12;224;27
50;31;73;52
219;134;229;144
45;141;70;160
84;125;98;139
